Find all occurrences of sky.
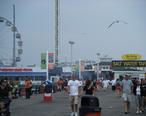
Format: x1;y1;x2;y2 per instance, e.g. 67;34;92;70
0;0;146;67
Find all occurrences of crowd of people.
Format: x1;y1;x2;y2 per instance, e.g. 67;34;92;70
0;75;146;116
66;74;146;116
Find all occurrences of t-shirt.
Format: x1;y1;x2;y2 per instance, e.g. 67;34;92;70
122;79;133;94
136;86;141;95
111;80;116;86
68;80;80;96
83;85;94;95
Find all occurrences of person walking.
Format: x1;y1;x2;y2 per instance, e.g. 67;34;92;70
25;77;32;99
141;78;146;112
115;79;122;96
43;80;53;94
102;79;110;91
67;74;81;116
133;79;143;114
0;79;12;116
121;75;133;114
83;80;95;96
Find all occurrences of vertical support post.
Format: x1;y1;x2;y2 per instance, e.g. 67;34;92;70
55;0;59;66
46;51;49;80
13;4;16;67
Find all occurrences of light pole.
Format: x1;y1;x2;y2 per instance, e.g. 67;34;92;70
96;53;100;80
13;4;16;67
55;0;59;66
69;41;75;75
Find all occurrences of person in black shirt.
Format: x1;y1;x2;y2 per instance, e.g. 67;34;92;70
0;79;12;98
0;79;12;115
141;78;146;112
83;80;95;95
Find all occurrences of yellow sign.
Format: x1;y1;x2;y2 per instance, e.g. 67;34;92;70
122;54;142;60
112;60;146;67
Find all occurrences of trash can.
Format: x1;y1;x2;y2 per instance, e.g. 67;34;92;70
79;95;101;116
43;80;53;102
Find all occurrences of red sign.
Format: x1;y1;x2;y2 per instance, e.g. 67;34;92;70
48;64;55;70
0;68;32;72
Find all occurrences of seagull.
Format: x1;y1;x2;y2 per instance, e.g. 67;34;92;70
107;20;128;29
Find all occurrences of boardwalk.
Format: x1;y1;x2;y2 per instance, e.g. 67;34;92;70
10;88;146;116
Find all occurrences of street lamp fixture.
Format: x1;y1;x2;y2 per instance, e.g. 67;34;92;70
69;41;75;75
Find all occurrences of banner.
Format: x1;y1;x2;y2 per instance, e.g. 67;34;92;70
41;53;46;69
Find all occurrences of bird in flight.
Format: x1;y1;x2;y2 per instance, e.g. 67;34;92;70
107;20;128;29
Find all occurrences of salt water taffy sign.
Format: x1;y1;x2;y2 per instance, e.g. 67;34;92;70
112;60;146;67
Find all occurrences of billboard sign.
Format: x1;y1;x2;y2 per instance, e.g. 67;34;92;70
41;52;55;69
112;60;146;67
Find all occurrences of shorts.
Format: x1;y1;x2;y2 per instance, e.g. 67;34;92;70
122;93;132;102
69;96;79;105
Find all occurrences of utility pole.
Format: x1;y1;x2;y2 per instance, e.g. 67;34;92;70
12;4;16;67
55;0;59;66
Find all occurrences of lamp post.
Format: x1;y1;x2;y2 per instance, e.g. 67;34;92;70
69;41;75;75
96;53;100;80
55;0;59;66
12;4;16;67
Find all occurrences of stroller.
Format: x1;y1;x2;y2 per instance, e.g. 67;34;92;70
79;95;101;116
0;97;11;116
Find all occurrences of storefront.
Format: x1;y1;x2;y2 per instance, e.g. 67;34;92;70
0;67;46;81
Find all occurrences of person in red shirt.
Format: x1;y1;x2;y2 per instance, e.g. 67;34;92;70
25;77;32;99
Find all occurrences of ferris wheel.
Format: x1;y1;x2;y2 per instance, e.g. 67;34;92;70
0;16;23;67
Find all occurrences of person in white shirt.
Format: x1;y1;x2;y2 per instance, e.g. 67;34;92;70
67;75;81;116
111;79;116;91
121;75;133;114
102;79;109;91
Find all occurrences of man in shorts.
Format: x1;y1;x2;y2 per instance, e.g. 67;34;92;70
67;74;81;116
121;75;133;114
